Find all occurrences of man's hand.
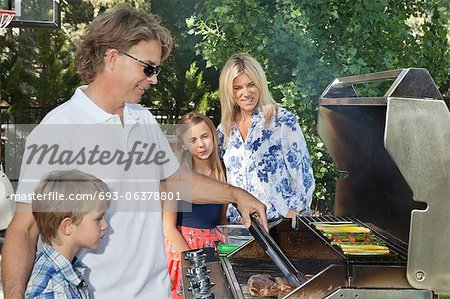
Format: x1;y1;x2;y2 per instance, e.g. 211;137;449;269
165;169;268;230
232;187;268;231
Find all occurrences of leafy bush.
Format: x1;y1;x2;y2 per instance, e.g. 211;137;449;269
187;0;450;212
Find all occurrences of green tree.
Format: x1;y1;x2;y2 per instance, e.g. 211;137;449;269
147;0;219;122
188;0;450;212
1;0;217;125
1;28;81;123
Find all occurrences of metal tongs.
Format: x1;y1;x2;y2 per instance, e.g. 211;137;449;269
248;215;306;288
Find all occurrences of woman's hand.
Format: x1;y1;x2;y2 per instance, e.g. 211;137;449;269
232;187;268;231
286;209;298;219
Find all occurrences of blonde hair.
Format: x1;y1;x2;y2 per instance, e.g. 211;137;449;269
176;112;226;183
76;6;173;83
219;53;279;145
32;170;111;245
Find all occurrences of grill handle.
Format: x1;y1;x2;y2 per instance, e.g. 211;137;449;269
320;68;443;100
248;215;306;288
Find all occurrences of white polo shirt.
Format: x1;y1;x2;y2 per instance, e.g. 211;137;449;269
16;86;179;298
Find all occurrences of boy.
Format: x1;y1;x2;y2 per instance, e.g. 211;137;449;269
25;170;110;298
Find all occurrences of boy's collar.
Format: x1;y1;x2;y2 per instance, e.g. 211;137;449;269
41;242;87;287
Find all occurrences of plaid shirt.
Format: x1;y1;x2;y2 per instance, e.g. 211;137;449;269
25;243;89;299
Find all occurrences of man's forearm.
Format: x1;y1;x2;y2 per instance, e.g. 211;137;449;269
164;168;237;204
164;167;268;230
191;173;239;204
2;226;38;299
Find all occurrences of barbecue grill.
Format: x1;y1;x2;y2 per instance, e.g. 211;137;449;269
181;68;450;298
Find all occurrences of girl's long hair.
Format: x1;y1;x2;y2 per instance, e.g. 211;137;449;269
176;112;226;183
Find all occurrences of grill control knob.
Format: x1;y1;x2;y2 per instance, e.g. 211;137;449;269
188;276;215;293
193;293;215;299
187;255;207;265
187;264;211;278
185;249;205;259
184;249;207;264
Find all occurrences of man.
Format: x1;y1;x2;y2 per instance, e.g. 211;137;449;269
1;6;267;299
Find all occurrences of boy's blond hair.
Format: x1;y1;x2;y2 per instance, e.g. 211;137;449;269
32;169;111;244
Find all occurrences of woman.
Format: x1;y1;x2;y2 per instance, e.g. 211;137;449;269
163;112;227;299
217;53;315;223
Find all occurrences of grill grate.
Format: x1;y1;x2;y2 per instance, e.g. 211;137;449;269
228;259;340;299
299;215;408;264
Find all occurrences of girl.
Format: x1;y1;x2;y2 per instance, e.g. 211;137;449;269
163;111;227;299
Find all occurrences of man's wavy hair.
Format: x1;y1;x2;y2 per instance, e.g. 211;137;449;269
75;6;173;83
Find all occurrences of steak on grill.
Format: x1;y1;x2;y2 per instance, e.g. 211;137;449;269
248;274;278;297
274;277;292;298
248;274;293;297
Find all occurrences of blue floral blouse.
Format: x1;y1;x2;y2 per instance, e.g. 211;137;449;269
217;107;315;222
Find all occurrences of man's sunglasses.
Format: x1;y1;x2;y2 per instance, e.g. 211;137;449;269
121;52;161;77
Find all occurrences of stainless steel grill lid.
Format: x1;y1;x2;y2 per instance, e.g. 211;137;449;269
385;97;450;293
